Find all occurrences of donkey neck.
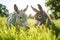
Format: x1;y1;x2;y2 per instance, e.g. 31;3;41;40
11;13;17;25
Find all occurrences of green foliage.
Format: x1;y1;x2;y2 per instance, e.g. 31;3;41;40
45;0;60;19
0;17;60;40
0;4;9;17
50;12;60;19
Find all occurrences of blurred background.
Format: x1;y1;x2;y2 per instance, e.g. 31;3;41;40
0;0;60;19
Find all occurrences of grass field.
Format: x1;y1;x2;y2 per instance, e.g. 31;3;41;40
0;17;60;40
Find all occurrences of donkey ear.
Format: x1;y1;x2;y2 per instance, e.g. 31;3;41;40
14;4;19;13
23;5;28;12
37;4;42;11
31;6;39;12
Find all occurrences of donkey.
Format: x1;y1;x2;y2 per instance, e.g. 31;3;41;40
6;4;29;28
31;4;60;38
31;4;54;27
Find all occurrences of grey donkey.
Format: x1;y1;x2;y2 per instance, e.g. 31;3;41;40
6;4;29;28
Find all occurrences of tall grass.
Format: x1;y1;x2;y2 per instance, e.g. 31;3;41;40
0;17;60;40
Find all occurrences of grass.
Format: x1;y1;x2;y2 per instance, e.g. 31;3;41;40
0;17;60;40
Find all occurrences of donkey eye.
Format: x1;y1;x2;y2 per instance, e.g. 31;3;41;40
19;17;22;19
39;15;41;17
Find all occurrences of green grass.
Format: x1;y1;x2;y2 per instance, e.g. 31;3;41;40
0;17;60;40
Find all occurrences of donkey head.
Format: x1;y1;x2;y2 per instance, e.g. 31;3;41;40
31;4;49;25
14;4;29;27
31;4;44;20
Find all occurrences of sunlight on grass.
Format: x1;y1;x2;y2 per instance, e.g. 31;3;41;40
0;17;60;40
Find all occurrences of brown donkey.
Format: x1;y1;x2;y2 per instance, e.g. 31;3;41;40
31;4;60;38
31;4;54;26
